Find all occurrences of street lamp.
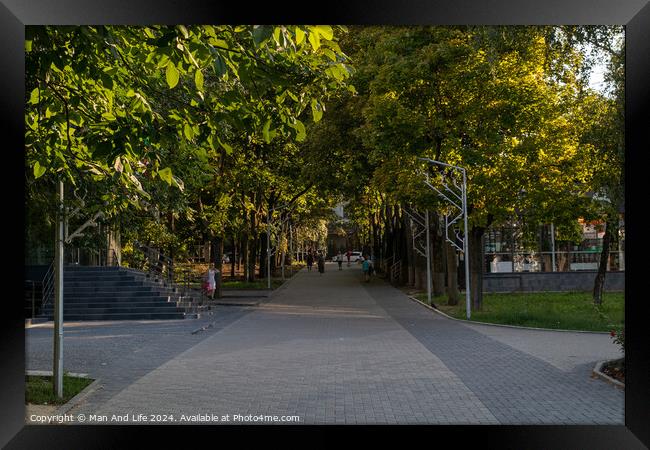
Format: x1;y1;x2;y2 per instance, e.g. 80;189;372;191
417;158;471;320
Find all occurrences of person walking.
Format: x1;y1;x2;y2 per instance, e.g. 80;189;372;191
337;252;343;270
362;255;371;282
307;252;314;271
346;249;351;267
205;264;217;298
317;253;325;275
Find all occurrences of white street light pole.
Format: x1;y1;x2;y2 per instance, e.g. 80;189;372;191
461;168;471;320
550;223;556;272
267;209;271;290
53;181;64;398
418;157;471;319
425;209;432;306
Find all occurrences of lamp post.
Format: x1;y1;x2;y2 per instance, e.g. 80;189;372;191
417;158;471;320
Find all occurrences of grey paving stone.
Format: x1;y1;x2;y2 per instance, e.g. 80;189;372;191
26;263;623;425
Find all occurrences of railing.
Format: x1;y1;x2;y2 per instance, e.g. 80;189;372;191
41;261;55;309
128;241;175;284
485;250;625;273
382;255;395;275
390;259;402;284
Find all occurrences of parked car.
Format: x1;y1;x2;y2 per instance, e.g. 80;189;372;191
349;251;363;262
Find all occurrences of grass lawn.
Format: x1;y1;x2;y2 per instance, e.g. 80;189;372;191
26;375;94;405
412;291;624;332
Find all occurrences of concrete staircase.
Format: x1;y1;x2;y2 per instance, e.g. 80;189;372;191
39;266;210;321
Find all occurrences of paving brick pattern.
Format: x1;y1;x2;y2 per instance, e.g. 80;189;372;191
25;308;252;417
365;283;623;424
38;263;623;425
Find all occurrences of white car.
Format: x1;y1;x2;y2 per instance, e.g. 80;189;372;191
348;251;363;262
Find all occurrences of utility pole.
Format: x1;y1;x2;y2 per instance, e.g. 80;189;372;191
53;181;64;398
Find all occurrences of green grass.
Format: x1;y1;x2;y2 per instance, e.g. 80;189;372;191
26;375;94;405
412;291;624;332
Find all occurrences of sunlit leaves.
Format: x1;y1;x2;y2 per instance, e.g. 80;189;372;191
33;161;46;178
194;69;204;91
158;167;173;185
165;62;180;88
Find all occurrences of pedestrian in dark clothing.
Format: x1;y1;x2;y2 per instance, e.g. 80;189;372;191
337;252;343;270
317;254;325;275
307;253;314;271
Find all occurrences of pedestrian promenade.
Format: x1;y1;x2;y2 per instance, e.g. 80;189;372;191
27;263;623;424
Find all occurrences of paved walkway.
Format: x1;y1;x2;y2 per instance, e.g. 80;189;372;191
26;263;623;424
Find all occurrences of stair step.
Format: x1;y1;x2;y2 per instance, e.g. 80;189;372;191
40;312;187;321
43;301;178;312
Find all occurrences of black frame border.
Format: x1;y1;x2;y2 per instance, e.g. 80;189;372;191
2;1;649;448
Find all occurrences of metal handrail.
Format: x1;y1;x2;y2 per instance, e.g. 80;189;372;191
41;261;55;309
390;259;401;284
131;241;175;284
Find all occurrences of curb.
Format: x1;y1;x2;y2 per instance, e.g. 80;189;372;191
592;360;625;389
56;378;103;416
25;370;101;419
406;295;610;335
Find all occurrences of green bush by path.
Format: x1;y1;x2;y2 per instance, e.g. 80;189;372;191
413;291;624;332
26;375;94;405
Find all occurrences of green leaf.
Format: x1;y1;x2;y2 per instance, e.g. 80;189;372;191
100;72;113;90
321;48;337;61
29;88;40;105
214;54;226;77
253;26;272;46
308;30;320;51
217;137;233;154
262;119;271;143
158;167;173;185
315;25;333;40
184;123;194;140
293;119;306;142
295;27;305;45
156;54;170;69
101;112;116;121
311;100;323;122
25;40;33;52
195;69;204;91
33;161;46;178
166;63;180;89
176;25;189;39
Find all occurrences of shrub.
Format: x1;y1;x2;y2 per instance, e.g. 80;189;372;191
609;322;625;353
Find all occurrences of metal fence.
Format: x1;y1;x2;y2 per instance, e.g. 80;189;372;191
485;250;624;273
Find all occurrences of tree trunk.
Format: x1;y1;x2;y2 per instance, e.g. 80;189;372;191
406;219;415;287
593;218;614;305
211;237;223;298
247;209;257;282
259;229;268;279
446;241;459;305
242;232;249;281
469;226;486;311
231;235;236;278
